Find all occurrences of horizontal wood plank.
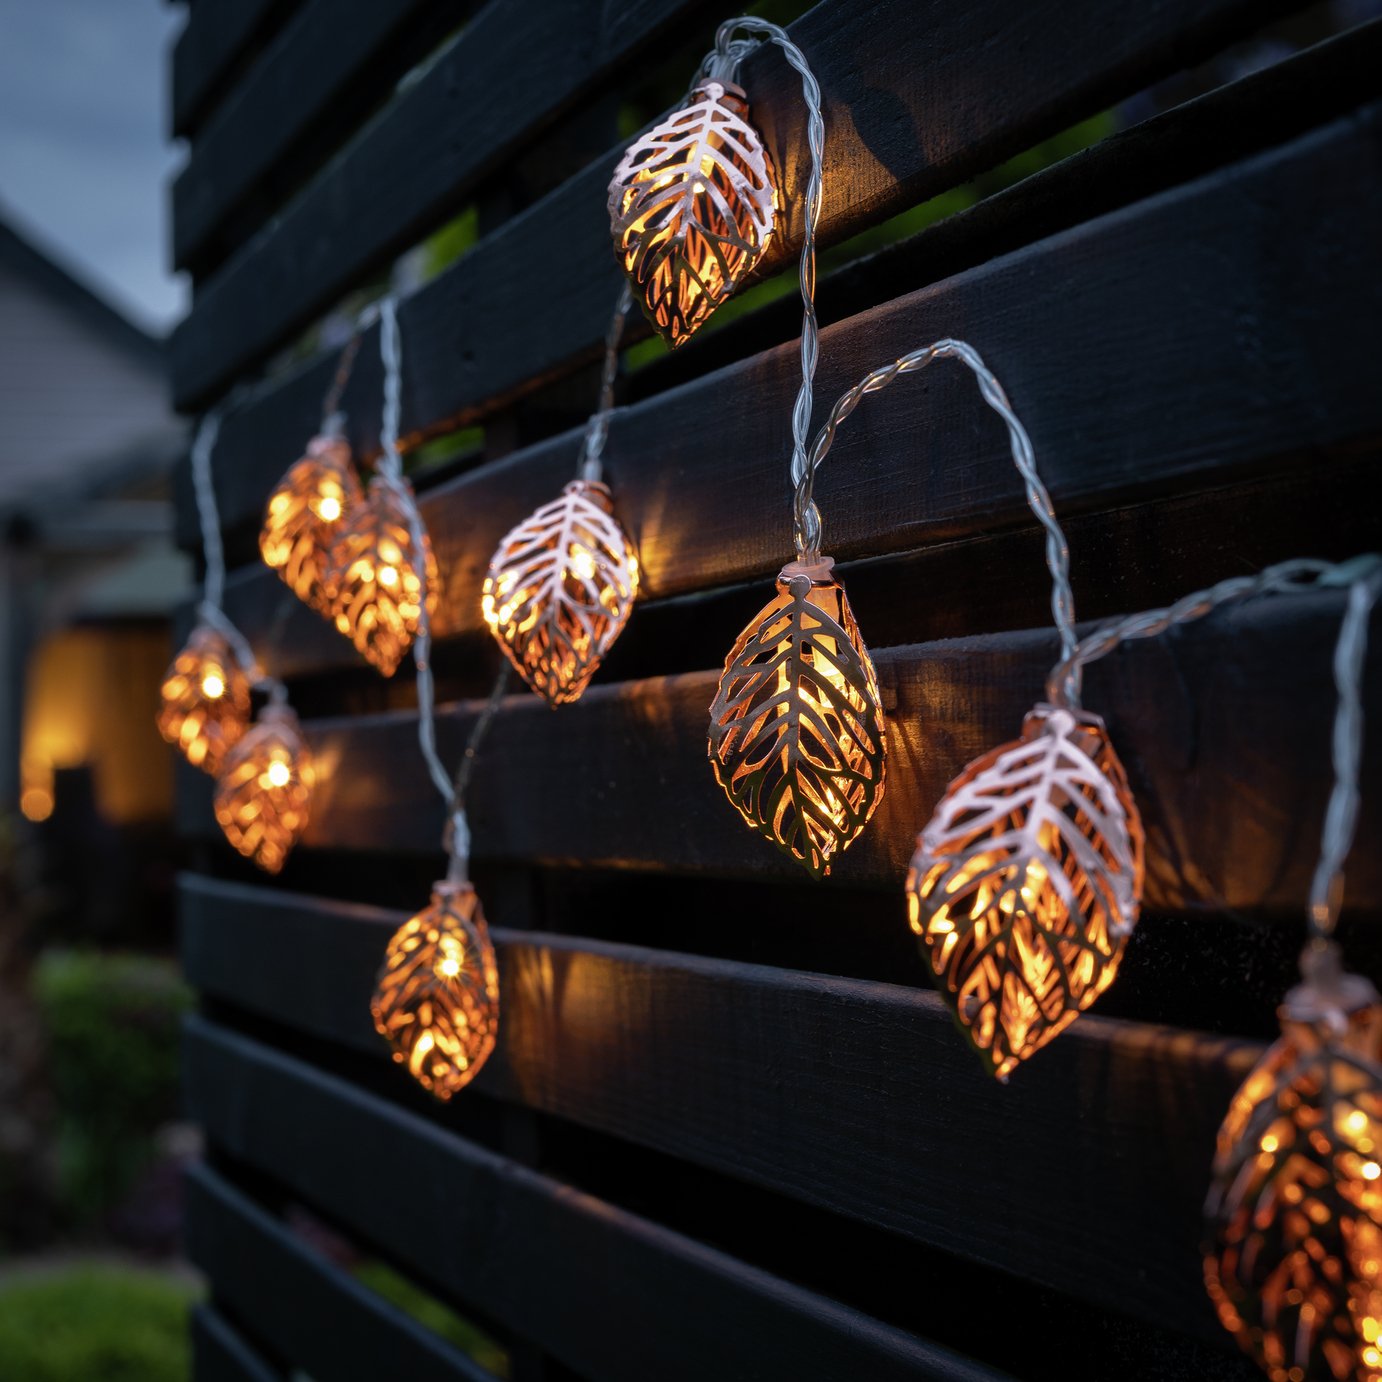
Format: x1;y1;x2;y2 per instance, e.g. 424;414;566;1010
185;1163;495;1381
189;99;1382;654
172;0;476;275
169;0;1310;408
184;1016;1007;1382
171;0;290;138
181;873;1262;1338
191;1305;282;1382
168;0;706;405
179;590;1382;915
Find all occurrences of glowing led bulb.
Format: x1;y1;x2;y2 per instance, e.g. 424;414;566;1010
157;626;252;774
329;476;438;677
260;435;362;617
1206;950;1382;1381
709;559;886;879
483;479;639;706
213;705;313;874
372;882;499;1100
609;78;777;346
906;705;1144;1080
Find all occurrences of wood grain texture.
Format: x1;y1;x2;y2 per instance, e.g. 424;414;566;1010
185;1164;494;1382
178;18;1382;544
178;590;1382;915
184;98;1382;652
169;0;1309;408
185;1016;1009;1382
168;0;708;406
172;0;476;275
191;1306;282;1382
170;0;291;138
182;873;1262;1339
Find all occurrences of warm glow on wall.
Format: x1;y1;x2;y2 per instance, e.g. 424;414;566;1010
371;881;500;1100
482;479;639;706
260;434;363;617
1205;948;1382;1382
157;625;252;776
330;476;438;676
906;706;1144;1080
708;560;886;879
609;78;777;347
212;704;313;873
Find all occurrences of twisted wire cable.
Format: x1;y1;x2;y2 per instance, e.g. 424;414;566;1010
375;295;510;882
1311;563;1382;937
799;338;1077;674
707;17;825;561
579;283;634;482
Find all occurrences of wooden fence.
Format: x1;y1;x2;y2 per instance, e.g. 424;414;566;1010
169;3;1382;1378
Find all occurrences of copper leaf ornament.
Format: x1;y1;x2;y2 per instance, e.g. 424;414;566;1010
1205;952;1382;1382
709;562;886;879
482;479;639;706
907;705;1144;1080
213;705;313;874
330;476;438;677
372;882;500;1101
260;434;362;618
157;625;252;775
609;78;777;348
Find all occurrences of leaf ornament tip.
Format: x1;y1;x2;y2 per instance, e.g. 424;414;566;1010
1205;944;1382;1382
482;479;639;706
609;78;777;348
906;705;1144;1081
709;559;886;880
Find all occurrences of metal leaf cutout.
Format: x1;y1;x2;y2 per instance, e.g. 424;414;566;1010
212;705;313;874
260;435;363;618
157;625;252;774
371;883;500;1101
609;78;777;347
907;706;1144;1080
330;476;438;677
1205;983;1382;1382
482;479;639;706
709;565;886;879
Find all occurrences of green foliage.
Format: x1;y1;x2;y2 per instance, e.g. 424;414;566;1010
420;205;479;281
33;952;191;1220
0;1265;196;1382
355;1259;510;1376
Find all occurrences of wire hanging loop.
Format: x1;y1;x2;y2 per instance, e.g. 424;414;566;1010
703;17;826;557
797;337;1078;677
577;282;634;483
319;328;364;438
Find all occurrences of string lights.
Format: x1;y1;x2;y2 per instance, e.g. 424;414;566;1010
159;408;315;874
609;16;820;349
328;300;438;676
1194;558;1382;1382
482;287;640;705
357;295;508;1100
259;334;365;619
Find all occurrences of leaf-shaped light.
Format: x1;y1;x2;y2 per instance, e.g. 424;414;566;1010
709;561;886;879
482;479;639;706
1205;955;1382;1382
329;476;438;677
212;704;313;874
260;434;363;618
906;705;1144;1080
609;78;777;348
156;625;252;775
371;882;500;1101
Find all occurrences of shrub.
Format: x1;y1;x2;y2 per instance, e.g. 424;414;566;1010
32;951;191;1221
0;1264;196;1382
